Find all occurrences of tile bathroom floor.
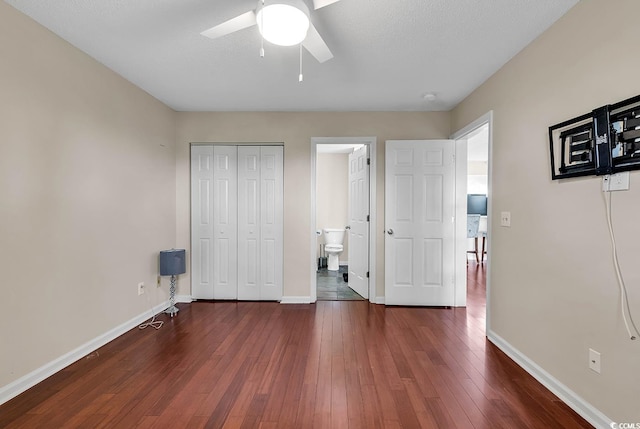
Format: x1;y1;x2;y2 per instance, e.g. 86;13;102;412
316;265;365;301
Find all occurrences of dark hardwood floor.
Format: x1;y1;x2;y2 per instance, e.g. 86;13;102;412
1;263;591;428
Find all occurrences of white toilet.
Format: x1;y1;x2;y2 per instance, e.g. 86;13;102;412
323;228;345;271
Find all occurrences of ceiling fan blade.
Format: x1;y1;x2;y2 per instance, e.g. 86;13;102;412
312;0;341;10
200;10;257;40
302;23;333;63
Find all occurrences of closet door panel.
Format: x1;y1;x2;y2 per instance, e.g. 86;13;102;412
212;146;238;299
238;146;261;300
191;146;214;299
260;146;283;301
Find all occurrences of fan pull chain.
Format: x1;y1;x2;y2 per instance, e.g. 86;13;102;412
260;0;265;57
299;44;303;82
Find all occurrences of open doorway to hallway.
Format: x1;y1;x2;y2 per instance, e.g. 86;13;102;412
466;123;489;265
453;112;492;332
466;124;488;318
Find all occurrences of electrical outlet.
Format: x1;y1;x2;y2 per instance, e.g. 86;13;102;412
500;211;511;227
589;348;601;373
610;172;630;191
603;172;630;192
138;282;145;296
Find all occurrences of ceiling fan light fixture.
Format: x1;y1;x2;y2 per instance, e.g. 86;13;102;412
257;1;310;46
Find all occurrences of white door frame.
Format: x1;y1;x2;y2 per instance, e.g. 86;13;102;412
451;111;494;333
310;137;377;303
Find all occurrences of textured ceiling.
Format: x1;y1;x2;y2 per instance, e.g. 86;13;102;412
5;0;578;112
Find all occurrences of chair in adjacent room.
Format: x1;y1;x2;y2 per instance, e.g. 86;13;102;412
467;214;481;264
478;216;488;263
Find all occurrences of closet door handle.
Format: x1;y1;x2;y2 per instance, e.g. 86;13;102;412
387;229;394;235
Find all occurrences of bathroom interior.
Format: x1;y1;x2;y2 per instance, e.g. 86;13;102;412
315;144;365;301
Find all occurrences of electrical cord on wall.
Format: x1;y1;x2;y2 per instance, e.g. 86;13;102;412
602;179;639;340
138;284;164;330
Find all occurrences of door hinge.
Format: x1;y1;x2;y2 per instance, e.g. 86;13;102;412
366;271;369;278
367;158;370;165
367;214;370;222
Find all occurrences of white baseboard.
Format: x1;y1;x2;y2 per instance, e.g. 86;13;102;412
280;296;312;304
176;294;193;303
371;296;385;305
488;330;612;429
0;300;171;406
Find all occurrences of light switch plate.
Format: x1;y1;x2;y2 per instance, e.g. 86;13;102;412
589;348;601;373
500;211;511;227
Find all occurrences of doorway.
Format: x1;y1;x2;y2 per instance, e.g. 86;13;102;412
465;124;490;264
452;112;493;333
310;137;377;303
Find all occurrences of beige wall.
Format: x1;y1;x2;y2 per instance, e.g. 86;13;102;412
452;0;640;421
317;153;349;263
0;2;176;389
175;112;451;299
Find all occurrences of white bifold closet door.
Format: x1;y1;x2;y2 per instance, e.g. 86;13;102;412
191;145;283;301
237;146;283;301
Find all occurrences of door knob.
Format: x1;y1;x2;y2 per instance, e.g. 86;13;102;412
345;225;351;230
387;229;394;235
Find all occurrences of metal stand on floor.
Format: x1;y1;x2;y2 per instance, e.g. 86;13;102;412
164;274;179;317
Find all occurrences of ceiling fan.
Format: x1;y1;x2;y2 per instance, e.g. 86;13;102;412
200;0;340;63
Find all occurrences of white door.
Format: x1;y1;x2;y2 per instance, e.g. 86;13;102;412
347;146;369;299
212;146;238;299
191;145;214;299
191;145;238;300
192;145;283;301
238;146;283;301
385;140;456;306
259;147;284;301
237;146;260;300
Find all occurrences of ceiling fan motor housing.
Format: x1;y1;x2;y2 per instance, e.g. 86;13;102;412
257;0;310;46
